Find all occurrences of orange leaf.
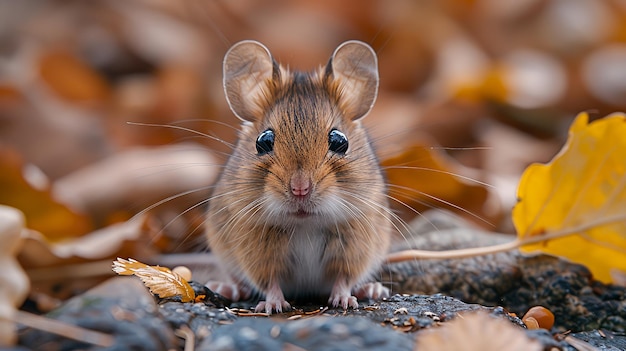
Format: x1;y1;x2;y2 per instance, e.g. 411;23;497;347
38;50;110;103
112;257;195;302
0;148;92;240
381;143;491;223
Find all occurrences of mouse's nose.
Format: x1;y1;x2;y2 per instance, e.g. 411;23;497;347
290;173;311;197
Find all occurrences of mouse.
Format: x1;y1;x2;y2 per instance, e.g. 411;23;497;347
205;39;392;314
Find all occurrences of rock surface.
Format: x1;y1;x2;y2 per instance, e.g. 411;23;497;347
19;277;177;351
383;213;626;332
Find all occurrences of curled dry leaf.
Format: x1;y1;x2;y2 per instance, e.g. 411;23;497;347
112;257;195;302
415;311;541;351
19;215;153;270
513;112;626;283
0;206;30;346
52;143;219;217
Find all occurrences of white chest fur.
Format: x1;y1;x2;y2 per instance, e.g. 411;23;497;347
281;223;335;298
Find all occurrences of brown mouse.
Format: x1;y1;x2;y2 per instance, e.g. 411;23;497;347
206;39;391;314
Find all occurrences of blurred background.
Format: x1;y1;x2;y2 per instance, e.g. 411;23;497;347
1;0;626;264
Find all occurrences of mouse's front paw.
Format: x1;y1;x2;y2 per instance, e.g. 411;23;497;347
254;299;291;314
256;282;290;314
328;293;358;310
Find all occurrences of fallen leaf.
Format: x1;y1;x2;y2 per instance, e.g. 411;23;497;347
38;50;110;104
112;257;195;302
19;216;153;269
0;84;23;105
0;206;30;346
415;311;542;351
513;112;626;283
17;215;166;301
52;143;218;219
0;148;93;240
381;141;496;225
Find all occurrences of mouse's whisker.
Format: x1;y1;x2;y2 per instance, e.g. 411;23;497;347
170;118;242;133
337;189;413;246
383;165;494;188
169;187;266;251
130;185;216;221
148;196;213;248
127;121;238;150
217;196;261;234
387;184;494;227
381;189;438;230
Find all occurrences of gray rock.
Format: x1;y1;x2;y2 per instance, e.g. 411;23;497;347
198;315;414;351
18;277;177;351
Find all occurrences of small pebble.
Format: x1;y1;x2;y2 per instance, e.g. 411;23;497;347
270;325;281;338
172;266;192;281
239;326;259;340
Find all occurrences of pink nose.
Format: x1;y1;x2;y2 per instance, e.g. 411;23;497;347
291;174;311;197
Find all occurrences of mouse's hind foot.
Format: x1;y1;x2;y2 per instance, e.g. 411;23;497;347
353;282;390;300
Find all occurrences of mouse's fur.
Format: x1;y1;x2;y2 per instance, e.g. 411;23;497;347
206;40;391;313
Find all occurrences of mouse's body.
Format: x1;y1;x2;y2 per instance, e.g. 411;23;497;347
206;40;391;313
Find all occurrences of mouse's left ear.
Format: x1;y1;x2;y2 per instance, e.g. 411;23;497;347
223;40;280;122
326;40;379;121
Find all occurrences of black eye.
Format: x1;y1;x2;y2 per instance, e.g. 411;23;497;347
328;129;348;154
256;129;275;155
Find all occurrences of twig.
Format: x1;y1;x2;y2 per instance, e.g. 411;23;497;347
174;325;195;351
386;213;626;263
12;310;115;347
26;260;115;282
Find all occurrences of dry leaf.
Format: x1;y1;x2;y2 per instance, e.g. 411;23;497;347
112;257;195;302
513;112;626;283
18;215;166;301
52;143;218;217
0;206;30;346
381;141;495;225
38;50;110;103
415;311;542;351
0;148;92;240
19;216;152;269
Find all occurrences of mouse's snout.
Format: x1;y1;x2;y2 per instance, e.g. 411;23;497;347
290;171;311;198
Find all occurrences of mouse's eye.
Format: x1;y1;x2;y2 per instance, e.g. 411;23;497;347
256;129;275;155
328;129;348;154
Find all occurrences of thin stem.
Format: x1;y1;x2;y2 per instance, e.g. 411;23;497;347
12;310;115;347
386;213;626;263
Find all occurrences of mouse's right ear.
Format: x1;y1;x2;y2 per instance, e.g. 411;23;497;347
223;40;279;122
326;40;378;121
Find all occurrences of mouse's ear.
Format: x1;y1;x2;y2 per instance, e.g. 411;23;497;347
326;40;379;121
223;40;279;122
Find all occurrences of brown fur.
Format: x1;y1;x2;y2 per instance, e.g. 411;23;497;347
207;40;391;311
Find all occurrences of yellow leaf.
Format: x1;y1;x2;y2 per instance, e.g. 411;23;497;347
112;258;195;302
513;112;626;283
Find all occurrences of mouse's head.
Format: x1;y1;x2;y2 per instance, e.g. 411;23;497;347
221;40;386;226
